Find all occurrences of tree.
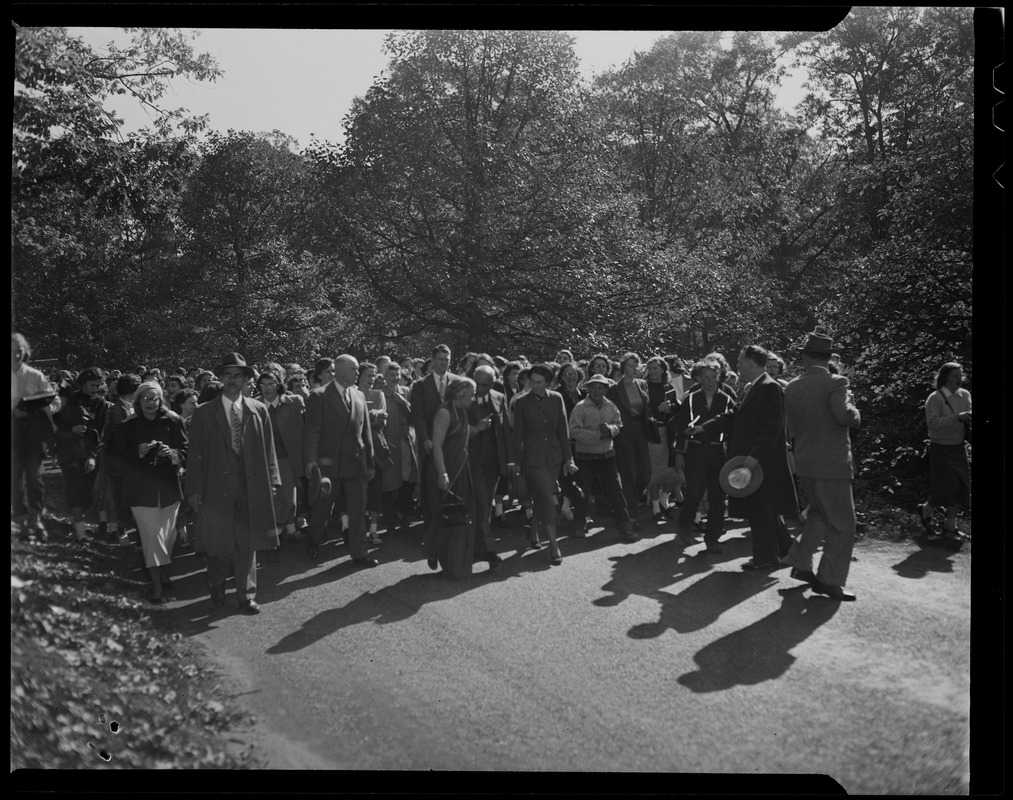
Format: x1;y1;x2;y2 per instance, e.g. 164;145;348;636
311;29;656;356
12;26;220;365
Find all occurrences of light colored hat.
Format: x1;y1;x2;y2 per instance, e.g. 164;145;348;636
584;374;613;387
719;456;765;498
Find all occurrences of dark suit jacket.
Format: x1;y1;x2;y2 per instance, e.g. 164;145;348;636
701;371;797;518
607;378;662;444
409;372;460;452
303;381;374;479
511;390;572;468
467;388;514;475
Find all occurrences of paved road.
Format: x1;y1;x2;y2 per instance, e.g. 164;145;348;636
163;515;969;791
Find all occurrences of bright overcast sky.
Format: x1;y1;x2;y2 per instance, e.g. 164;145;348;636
68;28;804;149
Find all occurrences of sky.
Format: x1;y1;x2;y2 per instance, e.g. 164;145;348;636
68;28;806;149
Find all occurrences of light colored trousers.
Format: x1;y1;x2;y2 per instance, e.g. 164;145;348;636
785;476;856;587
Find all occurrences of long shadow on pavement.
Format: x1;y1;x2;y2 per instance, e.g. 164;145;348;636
891;535;963;579
261;545;565;655
676;586;840;692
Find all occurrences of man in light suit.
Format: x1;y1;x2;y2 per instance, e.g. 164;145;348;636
303;354;377;568
781;333;862;601
410;344;460;552
695;344;799;570
186;353;281;614
467;365;516;570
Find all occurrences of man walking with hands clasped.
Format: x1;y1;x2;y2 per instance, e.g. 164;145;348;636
782;333;862;601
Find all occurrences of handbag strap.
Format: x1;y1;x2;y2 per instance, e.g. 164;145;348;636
938;390;964;420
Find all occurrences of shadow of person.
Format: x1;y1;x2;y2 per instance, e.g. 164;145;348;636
593;531;748;608
676;587;840;693
892;537;959;579
628;570;779;638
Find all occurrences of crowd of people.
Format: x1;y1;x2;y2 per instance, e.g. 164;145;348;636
11;332;971;610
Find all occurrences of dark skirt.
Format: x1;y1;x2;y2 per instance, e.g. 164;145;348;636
929;442;971;508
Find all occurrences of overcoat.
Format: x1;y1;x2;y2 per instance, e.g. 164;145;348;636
381;385;418;491
467;388;515;475
272;392;305;470
511;389;572;468
409;372;461;451
111;410;188;508
185;395;281;553
784;367;860;480
701;371;798;519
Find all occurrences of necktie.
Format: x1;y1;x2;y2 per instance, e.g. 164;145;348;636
230;401;242;455
438;375;445;400
344;387;352;407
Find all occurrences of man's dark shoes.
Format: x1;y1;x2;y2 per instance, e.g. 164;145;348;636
741;560;778;572
238;600;261;614
352;556;380;568
790;567;817;583
705;542;723;554
810;577;856;601
210;583;226;608
427;557;439;570
306;542;319;561
487;553;501;572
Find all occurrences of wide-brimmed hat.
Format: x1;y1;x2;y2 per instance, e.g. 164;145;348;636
213;352;256;379
719;456;765;498
801;332;835;356
308;464;332;506
584;374;613;387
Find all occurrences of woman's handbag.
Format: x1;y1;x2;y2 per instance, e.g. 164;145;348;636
372;428;394;470
436;463;474;578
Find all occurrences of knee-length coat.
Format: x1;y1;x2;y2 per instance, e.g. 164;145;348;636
185;395;281;553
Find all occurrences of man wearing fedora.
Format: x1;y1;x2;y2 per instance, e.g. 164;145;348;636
693;344;798;570
303;354;378;567
781;333;862;601
186;353;281;614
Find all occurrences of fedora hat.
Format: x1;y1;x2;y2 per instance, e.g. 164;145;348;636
584;374;612;387
801;332;835;356
308;464;332;506
719;455;764;498
214;352;256;379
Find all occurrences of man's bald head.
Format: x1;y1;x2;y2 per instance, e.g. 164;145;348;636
334;354;359;387
473;365;496;396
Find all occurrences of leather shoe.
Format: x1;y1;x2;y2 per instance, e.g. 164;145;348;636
790;567;817;583
238;600;261;614
352;557;379;568
492;514;509;529
427;557;439;570
210;583;226;607
810;578;856;601
741;560;778;572
705;543;723;554
487;553;501;571
306;542;319;561
677;531;697;547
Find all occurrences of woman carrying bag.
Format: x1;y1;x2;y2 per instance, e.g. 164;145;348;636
431;378;483;578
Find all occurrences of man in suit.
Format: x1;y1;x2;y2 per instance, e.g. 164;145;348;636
695;344;798;570
781;333;862;601
410;344;460;552
186;353;281;614
468;365;515;570
303;354;377;568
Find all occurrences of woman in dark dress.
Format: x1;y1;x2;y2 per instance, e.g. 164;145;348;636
919;362;971;540
110;382;187;603
431;377;480;576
